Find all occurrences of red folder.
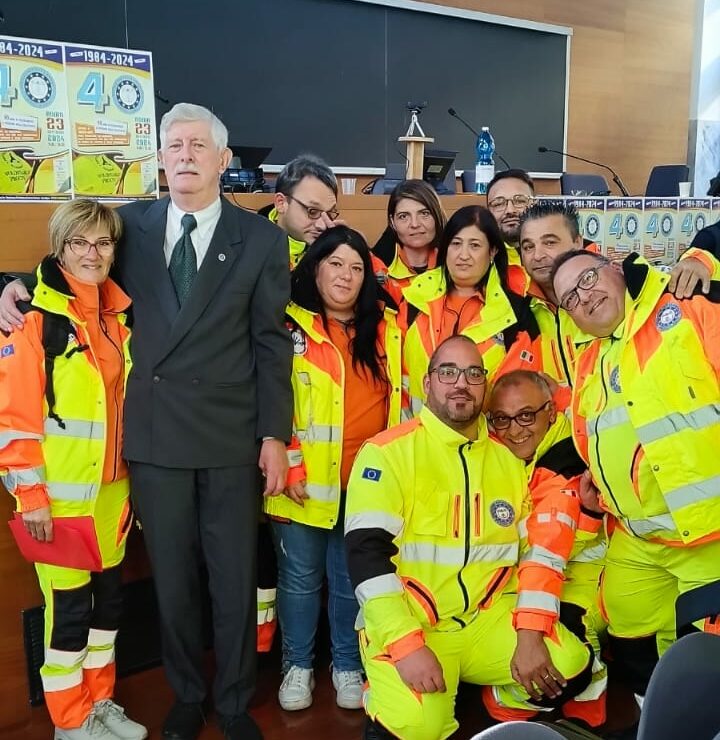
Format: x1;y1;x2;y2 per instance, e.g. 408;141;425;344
8;514;103;571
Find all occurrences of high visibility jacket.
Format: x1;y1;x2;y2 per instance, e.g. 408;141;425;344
399;265;540;418
523;413;606;576
371;245;437;305
264;302;403;529
345;406;568;662
571;253;720;545
505;242;529;295
264;206;307;270
0;258;131;516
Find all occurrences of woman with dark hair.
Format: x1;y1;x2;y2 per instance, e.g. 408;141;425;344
264;225;402;713
401;204;540;417
372;179;447;303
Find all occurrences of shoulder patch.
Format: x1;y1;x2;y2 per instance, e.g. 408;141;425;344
0;344;15;358
361;467;383;482
609;365;621;393
490;499;516;527
655;302;681;331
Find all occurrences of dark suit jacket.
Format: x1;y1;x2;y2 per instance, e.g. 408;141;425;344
115;197;293;469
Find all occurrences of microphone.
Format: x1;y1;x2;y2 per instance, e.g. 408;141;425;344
449;108;511;169
538;146;629;196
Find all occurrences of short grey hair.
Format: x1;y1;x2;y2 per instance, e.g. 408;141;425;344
276;154;337;197
159;102;228;150
490;370;553;402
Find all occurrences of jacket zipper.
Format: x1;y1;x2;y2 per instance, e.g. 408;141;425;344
594;344;626;523
555;311;573;386
100;314;123;482
457;442;472;614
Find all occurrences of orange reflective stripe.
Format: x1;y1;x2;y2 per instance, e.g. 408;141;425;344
474;493;481;537
83;664;114;703
452;495;460;538
44;682;93;729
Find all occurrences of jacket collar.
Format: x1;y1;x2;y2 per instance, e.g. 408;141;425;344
268;206;306;264
526;413;571;477
419;404;488;448
286;301;395;344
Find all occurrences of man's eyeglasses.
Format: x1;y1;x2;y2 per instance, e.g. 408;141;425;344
429;364;488;385
487;195;534;211
64;237;115;256
488;401;551;430
559;265;605;312
287;194;340;221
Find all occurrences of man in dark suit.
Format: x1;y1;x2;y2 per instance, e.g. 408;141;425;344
0;103;292;740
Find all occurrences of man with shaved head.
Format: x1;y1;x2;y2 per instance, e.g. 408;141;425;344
345;337;593;740
488;370;607;728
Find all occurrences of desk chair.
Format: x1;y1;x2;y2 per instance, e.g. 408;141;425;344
560;173;610;196
644;164;689;196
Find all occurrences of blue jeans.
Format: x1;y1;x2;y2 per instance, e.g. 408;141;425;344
270;512;361;673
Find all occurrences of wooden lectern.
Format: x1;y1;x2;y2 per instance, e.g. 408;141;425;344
398;108;433;180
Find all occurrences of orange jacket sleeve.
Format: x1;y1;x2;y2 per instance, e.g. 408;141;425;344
514;469;581;634
0;313;50;512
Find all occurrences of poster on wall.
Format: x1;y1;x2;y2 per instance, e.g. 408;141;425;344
65;43;157;199
677;198;712;258
0;36;71;200
603;198;643;261
642;198;679;265
566;197;605;251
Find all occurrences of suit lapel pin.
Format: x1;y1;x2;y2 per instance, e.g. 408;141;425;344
218;253;226;262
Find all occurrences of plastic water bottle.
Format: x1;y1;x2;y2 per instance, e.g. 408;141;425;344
475;126;495;195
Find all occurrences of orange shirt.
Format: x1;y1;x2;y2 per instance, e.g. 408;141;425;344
63;269;129;483
436;292;484;344
327;319;388;489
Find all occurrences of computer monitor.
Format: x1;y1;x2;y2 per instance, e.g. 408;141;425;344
423;149;457;194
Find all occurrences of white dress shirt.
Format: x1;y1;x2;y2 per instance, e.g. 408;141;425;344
163;198;222;268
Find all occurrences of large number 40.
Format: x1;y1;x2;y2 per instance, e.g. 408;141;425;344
0;64;18;107
76;71;109;113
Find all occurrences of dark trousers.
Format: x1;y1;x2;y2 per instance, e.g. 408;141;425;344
129;462;260;718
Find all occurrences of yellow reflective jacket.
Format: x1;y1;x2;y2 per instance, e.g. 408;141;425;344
267;206;306;270
0;258;131;517
345;406;540;659
572;253;720;545
400;265;540;419
263;302;402;529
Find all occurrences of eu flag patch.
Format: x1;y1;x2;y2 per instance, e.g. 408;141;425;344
361;467;382;482
0;344;14;359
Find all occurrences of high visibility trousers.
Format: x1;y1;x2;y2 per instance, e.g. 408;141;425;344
35;479;131;729
558;562;608;727
360;592;593;740
601;527;720;697
257;519;277;653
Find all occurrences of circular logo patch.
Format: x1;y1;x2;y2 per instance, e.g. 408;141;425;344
290;328;307;355
609;366;621;393
655;303;681;332
490;500;515;527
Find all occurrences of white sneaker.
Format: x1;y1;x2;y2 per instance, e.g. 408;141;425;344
93;700;148;740
332;668;364;709
54;711;116;739
278;665;315;711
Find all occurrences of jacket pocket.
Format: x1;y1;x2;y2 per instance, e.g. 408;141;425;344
402;576;439;626
412;486;450;536
116;498;133;547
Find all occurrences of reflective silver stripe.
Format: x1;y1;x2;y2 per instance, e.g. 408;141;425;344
401;541;518;567
355;573;404;606
573;657;608;701
257;588;276;603
0;430;42;450
636;404;720;445
557;512;577;530
517;516;529;539
664;475;720;513
45;647;87;668
2;465;45;493
622;513;678;537
87;628;117;646
83;648;114;670
516;589;560;614
304;482;338;501
409;395;424;415
41;668;83;692
47;482;99;502
345;511;404;536
536;513;551;524
521;545;567;574
295;424;341;443
587;405;630;437
570;541;608;564
44;417;104;440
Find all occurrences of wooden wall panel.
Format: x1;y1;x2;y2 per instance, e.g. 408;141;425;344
422;0;696;195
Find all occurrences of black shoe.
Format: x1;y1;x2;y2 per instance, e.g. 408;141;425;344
220;712;263;740
363;717;394;740
162;702;206;740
